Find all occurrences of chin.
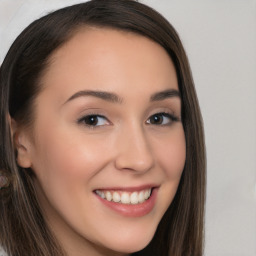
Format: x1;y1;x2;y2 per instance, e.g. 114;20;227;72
101;229;155;254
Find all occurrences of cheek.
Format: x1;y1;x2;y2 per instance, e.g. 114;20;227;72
29;127;114;231
149;127;186;221
154;128;186;179
30;127;110;196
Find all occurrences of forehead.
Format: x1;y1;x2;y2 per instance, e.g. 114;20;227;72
40;27;178;102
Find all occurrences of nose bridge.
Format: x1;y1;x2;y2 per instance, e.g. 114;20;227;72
114;121;154;172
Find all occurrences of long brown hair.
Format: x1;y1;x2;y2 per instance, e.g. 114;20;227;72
0;1;206;255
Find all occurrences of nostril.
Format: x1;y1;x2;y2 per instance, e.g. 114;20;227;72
114;156;154;173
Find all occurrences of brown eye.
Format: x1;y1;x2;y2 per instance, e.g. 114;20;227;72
84;115;99;126
146;113;178;125
79;115;109;127
149;114;163;125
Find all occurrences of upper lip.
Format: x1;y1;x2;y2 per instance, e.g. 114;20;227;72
94;184;159;192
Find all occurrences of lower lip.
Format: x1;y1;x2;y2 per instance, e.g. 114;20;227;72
94;188;158;217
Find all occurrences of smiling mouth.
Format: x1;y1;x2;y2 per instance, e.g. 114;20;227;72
95;188;152;205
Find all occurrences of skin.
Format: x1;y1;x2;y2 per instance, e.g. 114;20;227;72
14;27;186;256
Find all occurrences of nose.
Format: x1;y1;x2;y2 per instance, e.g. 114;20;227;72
114;124;154;173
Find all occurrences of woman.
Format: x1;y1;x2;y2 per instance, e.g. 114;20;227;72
0;0;206;255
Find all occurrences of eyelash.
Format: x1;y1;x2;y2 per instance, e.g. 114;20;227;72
77;112;179;128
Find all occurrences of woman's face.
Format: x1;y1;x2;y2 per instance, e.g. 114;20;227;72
17;28;186;255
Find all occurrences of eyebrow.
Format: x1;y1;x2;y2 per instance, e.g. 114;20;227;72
150;89;181;101
64;88;180;105
64;90;123;104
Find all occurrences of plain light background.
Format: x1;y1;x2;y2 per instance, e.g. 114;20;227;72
0;1;255;256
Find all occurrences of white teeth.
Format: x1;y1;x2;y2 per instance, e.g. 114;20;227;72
121;192;130;204
113;192;121;203
130;192;139;204
95;188;152;205
96;190;105;199
106;191;112;201
144;189;151;200
138;191;145;203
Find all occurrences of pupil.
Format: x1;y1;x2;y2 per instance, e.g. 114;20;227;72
87;116;98;125
151;114;162;124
